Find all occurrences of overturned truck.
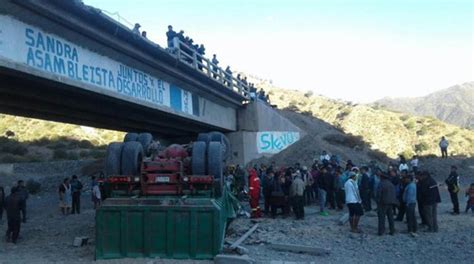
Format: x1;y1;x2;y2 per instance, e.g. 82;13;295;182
95;132;238;260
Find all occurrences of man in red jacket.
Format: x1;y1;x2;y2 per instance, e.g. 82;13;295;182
249;169;261;218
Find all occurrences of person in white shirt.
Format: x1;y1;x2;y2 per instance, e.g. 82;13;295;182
344;172;364;233
319;150;331;163
399;156;409;172
410;155;419;172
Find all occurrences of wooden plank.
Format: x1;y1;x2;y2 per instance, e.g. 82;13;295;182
268;243;330;256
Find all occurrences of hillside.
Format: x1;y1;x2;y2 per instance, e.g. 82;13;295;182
374;82;474;129
0;114;124;163
256;84;474;159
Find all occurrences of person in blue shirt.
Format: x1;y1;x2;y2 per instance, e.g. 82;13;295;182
403;174;417;235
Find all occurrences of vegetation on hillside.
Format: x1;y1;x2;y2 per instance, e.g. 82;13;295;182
260;85;474;159
0;114;124;163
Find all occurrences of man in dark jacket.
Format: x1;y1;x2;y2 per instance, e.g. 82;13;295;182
359;166;371;211
70;175;83;214
262;169;274;216
5;188;24;243
377;173;398;235
445;166;460;215
15;180;28;223
0;185;5;222
419;171;441;232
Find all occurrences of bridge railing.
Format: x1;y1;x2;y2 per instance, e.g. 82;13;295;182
169;37;250;99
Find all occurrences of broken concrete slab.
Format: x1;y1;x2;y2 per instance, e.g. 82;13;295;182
229;223;259;249
268;243;330;256
72;236;89;247
214;254;254;264
338;213;349;225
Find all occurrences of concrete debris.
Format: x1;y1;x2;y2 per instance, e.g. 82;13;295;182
72;236;89;247
268;243;331;256
338;213;349;225
229;223;259;249
214;254;255;264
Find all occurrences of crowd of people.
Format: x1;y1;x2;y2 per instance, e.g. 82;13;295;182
227;150;474;236
131;21;269;102
0;175;102;244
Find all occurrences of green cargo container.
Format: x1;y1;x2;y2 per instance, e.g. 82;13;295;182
95;189;238;260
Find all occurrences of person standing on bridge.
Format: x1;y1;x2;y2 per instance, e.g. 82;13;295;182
166;25;177;48
248;169;261;218
132;23;141;35
211;54;219;79
224;66;232;86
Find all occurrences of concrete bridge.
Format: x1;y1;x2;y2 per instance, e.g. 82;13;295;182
0;0;302;164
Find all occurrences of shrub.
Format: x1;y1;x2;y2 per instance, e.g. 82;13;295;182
78;139;94;148
399;115;410;122
0;154;27;163
47;142;67;150
336;109;352;120
304;91;313;98
415;142;430;153
89;149;106;159
30;137;51;146
301;110;313;117
323;133;365;149
0;137;28;155
67;151;80;160
26;179;41;194
367;149;388;162
404;120;416;130
399;149;413;160
53;149;68;160
416;126;428;136
79;150;90;158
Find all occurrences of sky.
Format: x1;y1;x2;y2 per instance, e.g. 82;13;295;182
84;0;473;103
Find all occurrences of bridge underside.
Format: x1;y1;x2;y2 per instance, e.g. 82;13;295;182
0;66;227;138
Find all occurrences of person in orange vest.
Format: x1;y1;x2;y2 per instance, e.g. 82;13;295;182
248;168;261;218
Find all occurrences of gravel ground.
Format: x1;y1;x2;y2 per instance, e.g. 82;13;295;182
0;162;473;264
228;189;474;264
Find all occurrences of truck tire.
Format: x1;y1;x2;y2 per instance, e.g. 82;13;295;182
121;141;144;176
138;133;153;155
123;132;139;142
191;141;206;175
209;131;231;160
207;142;223;196
196;133;210;144
105;142;123;177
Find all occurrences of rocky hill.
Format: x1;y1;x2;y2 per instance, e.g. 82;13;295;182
374;82;474;129
0;114;124;163
257;84;474;159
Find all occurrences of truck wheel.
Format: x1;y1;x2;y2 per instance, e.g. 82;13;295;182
207;142;223;196
209;131;231;160
123;132;139;142
196;133;210;144
138;133;153;155
105;142;123;177
191;141;206;175
121;141;144;176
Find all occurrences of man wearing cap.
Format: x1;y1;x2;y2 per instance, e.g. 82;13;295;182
445;165;460;215
290;171;305;219
344;172;364;233
377;172;398;235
